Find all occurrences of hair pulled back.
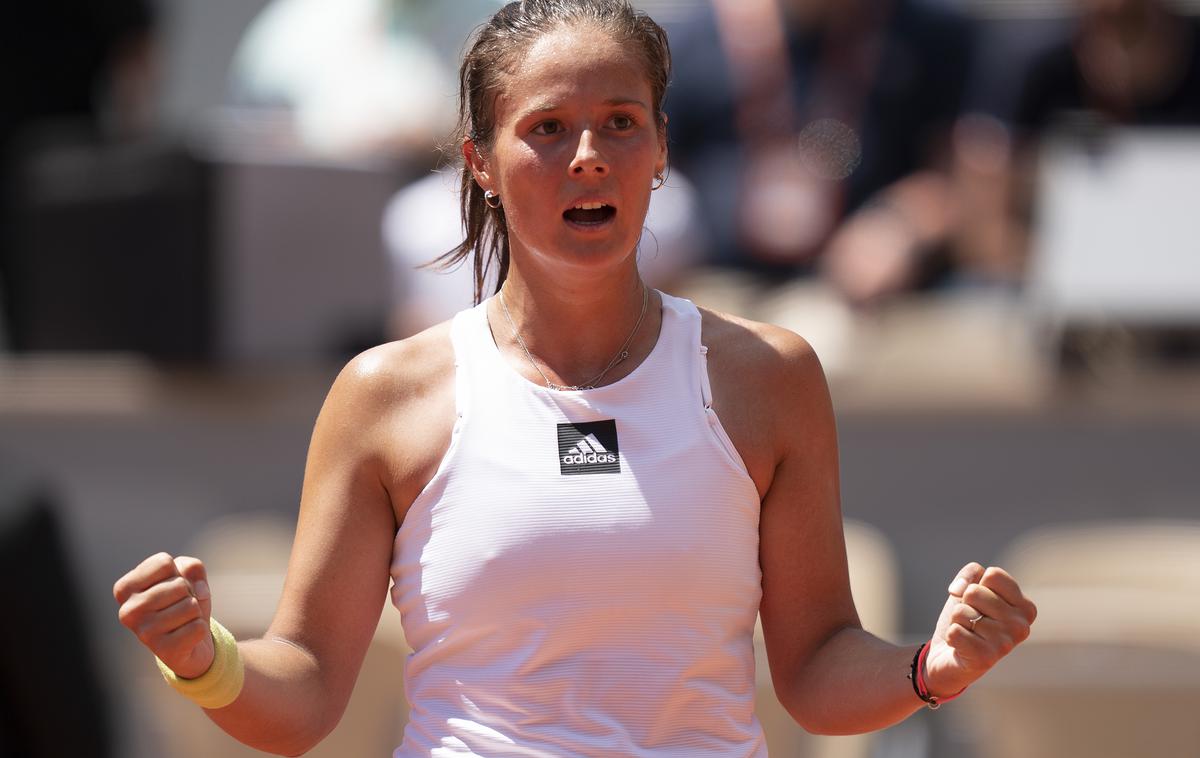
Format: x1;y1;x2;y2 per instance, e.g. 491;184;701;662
435;0;672;304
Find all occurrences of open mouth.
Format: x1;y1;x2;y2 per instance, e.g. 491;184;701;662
563;202;617;226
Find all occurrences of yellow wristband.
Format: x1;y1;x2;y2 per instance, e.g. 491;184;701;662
156;617;244;710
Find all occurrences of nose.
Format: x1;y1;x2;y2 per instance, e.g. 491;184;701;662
569;130;608;177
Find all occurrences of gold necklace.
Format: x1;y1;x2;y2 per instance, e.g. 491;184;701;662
498;285;649;391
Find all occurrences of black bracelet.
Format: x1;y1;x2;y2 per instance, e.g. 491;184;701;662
908;642;941;709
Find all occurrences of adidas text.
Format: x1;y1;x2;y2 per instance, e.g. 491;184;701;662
561;451;618;466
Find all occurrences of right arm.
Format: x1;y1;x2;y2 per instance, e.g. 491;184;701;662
113;332;453;755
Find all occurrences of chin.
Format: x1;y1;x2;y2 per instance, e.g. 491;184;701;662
538;237;641;274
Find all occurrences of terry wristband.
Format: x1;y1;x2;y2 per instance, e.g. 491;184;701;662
156;616;244;709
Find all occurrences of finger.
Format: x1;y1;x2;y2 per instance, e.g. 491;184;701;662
113;552;181;605
962;582;1014;621
134;594;204;646
157;618;212;667
950;601;1024;657
173;556;212;619
980;566;1038;624
947;562;985;597
949;602;986;637
944;618;990;661
138;576;195;613
117;576;194;631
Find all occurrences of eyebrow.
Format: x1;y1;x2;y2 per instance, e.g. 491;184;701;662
524;97;650;115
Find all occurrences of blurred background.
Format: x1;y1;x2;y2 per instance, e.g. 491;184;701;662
2;0;1199;755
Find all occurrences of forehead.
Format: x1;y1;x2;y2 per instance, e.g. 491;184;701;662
494;24;652;122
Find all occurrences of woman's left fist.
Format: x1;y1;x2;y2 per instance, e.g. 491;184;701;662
923;562;1038;698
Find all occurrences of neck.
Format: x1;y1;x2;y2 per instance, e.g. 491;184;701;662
489;259;659;389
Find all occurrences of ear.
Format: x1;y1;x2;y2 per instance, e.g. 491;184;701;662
654;113;669;178
463;137;494;194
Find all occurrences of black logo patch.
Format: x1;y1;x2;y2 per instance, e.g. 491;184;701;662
557;420;621;475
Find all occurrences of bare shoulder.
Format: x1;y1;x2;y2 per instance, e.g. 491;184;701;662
312;319;457;522
696;305;833;495
697;305;826;398
326;319;455;415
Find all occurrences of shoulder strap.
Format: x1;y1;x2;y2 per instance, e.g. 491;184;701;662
448;302;491;421
660;293;715;410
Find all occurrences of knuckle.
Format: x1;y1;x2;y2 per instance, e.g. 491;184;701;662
158;576;189;600
135;623;157;647
175;555;203;573
179;596;202;620
963;584;983;604
151;551;175;570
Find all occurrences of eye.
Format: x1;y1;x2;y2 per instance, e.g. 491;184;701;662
608;114;636;130
531;120;564;136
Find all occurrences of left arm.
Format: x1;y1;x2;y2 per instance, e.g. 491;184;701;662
755;330;1036;735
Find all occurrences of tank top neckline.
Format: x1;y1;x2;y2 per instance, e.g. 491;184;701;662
476;289;679;398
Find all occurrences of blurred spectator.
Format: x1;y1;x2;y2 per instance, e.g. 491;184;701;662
1014;0;1200;134
667;0;977;306
228;0;502;161
2;0;157;140
996;0;1200;284
1;0;158;347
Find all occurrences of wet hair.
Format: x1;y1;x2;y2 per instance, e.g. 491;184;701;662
432;0;671;304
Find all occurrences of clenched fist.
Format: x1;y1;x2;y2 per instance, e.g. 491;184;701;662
114;552;215;679
923;562;1038;698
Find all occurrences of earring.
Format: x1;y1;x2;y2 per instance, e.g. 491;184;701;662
651;174;666;191
484;190;502;209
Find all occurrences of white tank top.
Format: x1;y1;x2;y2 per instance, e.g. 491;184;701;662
389;292;766;757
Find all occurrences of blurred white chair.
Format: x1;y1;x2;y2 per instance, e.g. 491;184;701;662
956;519;1200;758
753;519;900;758
138;513;410;758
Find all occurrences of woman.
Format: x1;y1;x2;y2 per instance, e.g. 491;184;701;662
113;2;1037;755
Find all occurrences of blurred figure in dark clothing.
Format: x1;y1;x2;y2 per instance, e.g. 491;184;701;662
0;0;158;347
2;0;157;138
0;474;113;757
667;0;976;306
1014;0;1200;133
988;0;1200;281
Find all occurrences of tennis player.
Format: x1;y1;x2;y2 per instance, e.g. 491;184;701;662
113;2;1037;755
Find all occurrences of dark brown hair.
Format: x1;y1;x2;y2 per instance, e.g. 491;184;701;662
432;0;671;304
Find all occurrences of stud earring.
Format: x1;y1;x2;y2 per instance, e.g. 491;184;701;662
484;190;502;209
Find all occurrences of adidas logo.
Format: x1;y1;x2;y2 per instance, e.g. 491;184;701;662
562;433;618;466
557;420;621;475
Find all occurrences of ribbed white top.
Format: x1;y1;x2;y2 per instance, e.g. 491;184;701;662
389;293;766;757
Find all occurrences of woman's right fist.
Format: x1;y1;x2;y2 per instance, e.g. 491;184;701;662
114;552;215;679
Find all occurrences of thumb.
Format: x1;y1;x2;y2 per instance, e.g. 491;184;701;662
174;556;212;622
947;561;984;598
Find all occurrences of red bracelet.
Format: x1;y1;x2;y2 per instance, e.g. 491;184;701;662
909;640;967;709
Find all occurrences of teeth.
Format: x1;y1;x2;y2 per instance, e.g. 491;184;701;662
573;202;608;210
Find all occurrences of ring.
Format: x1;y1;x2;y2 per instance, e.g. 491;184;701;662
969;613;984;631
